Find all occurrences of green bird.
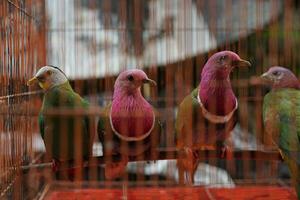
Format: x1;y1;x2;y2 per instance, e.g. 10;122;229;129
261;66;300;198
97;69;162;180
27;65;94;170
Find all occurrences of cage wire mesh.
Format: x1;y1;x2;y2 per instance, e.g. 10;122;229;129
0;0;46;198
1;0;300;199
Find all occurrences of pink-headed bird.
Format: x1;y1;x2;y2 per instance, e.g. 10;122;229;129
98;69;161;179
176;51;251;184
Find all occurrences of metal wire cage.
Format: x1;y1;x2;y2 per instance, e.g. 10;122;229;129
1;0;300;199
0;0;46;198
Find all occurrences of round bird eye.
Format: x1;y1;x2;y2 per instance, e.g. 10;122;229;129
127;75;134;81
47;70;52;75
272;71;280;76
37;75;46;82
219;55;228;62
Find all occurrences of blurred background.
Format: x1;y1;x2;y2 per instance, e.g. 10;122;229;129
1;0;300;199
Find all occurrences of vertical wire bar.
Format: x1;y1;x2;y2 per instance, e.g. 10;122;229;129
207;0;217;179
165;0;176;184
254;0;264;183
267;0;280;184
238;0;250;183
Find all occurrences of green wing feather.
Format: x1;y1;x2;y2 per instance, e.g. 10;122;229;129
40;82;92;161
38;113;45;139
263;89;300;155
175;87;201;148
263;89;300;197
97;103;111;147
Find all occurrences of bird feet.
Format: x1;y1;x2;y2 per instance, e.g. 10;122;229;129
184;147;199;159
180;147;198;170
221;145;233;159
105;158;128;180
177;147;198;185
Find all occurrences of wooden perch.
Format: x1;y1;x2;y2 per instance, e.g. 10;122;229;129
20;149;282;171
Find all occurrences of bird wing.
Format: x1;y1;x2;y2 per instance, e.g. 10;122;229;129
175;87;200;149
97;103;111;148
41;84;92;161
263;89;300;159
263;89;300;197
38;113;45;139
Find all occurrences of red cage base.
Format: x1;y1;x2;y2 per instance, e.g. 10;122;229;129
44;186;296;200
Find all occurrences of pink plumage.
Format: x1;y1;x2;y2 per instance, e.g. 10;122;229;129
111;69;155;140
98;69;159;180
199;51;247;115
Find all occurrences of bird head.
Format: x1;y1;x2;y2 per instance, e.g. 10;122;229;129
114;69;156;94
27;65;68;91
202;51;251;79
261;66;300;90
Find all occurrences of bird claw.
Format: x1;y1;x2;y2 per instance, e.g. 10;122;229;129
221;145;233;159
183;147;192;157
183;146;199;159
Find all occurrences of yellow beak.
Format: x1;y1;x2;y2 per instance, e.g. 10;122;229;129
27;77;38;86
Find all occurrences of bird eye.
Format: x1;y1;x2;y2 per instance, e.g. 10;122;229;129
37;75;46;82
219;55;228;62
272;71;280;76
47;70;52;75
127;75;134;81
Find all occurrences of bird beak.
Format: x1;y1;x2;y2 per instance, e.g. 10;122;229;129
143;78;157;86
27;77;38;86
260;72;277;86
233;59;251;68
260;72;274;82
260;72;269;79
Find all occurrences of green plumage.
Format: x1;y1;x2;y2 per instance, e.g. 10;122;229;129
176;88;201;148
39;82;92;161
97;103;162;157
175;87;236;148
263;88;300;197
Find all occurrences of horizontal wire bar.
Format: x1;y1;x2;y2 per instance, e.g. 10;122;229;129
46;27;258;31
0;90;42;101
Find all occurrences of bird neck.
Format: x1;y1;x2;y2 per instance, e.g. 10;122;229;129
112;87;154;112
199;75;236;116
46;81;72;93
273;81;300;90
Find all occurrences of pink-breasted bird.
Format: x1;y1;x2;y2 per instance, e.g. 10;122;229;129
97;69;161;179
175;51;251;184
